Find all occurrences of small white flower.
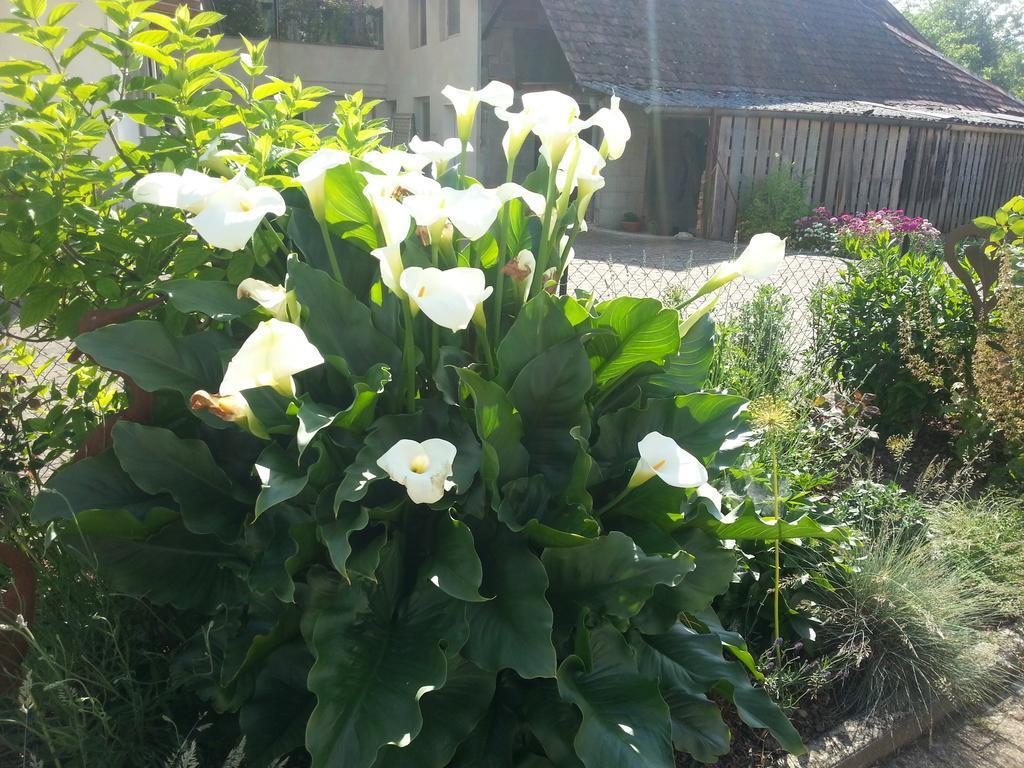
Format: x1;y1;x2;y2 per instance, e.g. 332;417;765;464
734;233;786;278
237;278;294;320
586;95;631;160
494;182;546;217
442;81;515;143
409;136;469;177
400;266;493;331
362;173;432;247
627;431;708;489
187;173;286;252
371;243;406;298
297;148;350;221
377;438;457;505
191;318;324;429
495;106;536;163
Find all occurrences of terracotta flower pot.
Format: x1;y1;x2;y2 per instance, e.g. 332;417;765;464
620;220;643;233
0;543;36;697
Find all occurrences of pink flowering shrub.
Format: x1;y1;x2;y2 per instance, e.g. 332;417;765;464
793;207;942;257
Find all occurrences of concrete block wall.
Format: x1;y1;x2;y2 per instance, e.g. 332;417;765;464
590;106;649;229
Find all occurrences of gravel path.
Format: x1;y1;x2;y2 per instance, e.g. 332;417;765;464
873;687;1024;768
568;228;848;351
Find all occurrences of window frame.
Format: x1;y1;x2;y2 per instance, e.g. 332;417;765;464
410;0;427;48
442;0;460;39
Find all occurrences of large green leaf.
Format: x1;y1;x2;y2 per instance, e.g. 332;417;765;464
288;257;401;378
592;394;751;475
687;499;850;542
422;513;485;603
556;655;674;768
496;293;576;388
659;688;731;763
464;528;557;679
306;543;468;768
254;443;310;520
75;320;231;397
112;421;249;541
65;508;246;611
323;162;378;250
296;364;391;455
246;506;315;603
509;337;593;489
32;449;171;524
647;314;716;397
497;475;598;548
158;278;254;320
588;297;680;390
634;627;805;754
240;641;315;767
457;368;529;491
373;658;496;768
542;531;693;622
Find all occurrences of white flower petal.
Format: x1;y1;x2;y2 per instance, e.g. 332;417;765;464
372;243;405;296
445;185;502;241
629;431;708;489
586;95;631;160
297;148;350;221
400;266;492;331
220;318;324;397
736;233;786;279
377;438;457;504
237;278;290;319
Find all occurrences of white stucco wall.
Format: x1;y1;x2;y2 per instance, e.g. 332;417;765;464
590;106;649;229
384;0;480;170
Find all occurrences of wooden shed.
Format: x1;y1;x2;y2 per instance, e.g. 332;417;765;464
483;0;1024;238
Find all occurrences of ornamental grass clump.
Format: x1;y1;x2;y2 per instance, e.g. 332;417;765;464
8;5;833;766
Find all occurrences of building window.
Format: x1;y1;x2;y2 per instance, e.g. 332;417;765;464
410;0;427;48
443;0;460;38
414;96;431;141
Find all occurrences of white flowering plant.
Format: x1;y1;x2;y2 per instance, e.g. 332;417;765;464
19;7;850;768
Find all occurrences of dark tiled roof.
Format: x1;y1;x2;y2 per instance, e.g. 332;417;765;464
537;0;1024;126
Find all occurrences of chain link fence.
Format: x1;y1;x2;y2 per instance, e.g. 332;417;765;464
566;235;850;356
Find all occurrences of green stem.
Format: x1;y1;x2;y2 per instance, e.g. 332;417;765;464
319;219;343;283
598;484;634;517
459;141;468;188
263;219;289;257
772;437;782;667
491;162;518;345
531;163;561;297
430;244;440;371
402;302;418;413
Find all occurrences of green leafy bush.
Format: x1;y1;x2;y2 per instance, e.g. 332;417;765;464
811;236;976;434
12;9;813;766
711;285;792;399
737;168;811;241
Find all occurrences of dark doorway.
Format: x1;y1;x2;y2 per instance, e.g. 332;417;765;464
645;115;709;236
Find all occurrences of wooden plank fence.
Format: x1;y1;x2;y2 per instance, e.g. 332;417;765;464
706;114;1024;240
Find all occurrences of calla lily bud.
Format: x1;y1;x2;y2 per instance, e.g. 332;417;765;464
190;319;324;433
297;148;351;221
409;136;469;177
399;266;493;331
362;149;431;176
237;278;296;321
442;81;515;144
627;431;709;489
495;107;536;163
503;250;536;303
691;233;787;302
371;243;406;298
586;95;631;160
377;438;457;504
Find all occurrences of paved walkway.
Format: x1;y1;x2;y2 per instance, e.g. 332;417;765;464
874;687;1024;768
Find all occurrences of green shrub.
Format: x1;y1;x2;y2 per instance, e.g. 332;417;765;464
737;168;811;240
711;285;792;399
927;493;1024;620
811;236;976;434
11;7;813;765
815;539;1010;716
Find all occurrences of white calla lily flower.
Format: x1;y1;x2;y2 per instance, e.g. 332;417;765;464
187;174;286;252
409;136;469;177
237;278;295;320
734;233;786;278
494;182;546;217
627;431;709;489
586;95;631;160
377;438;457;504
522;90;586;167
362;149;431;176
495;107;536;163
399;266;493;331
297;148;350;221
574;141;607;223
442;81;515;143
191;318;324;429
403;183;540;243
133;169;225;214
361;173;438;247
371;243;406;297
